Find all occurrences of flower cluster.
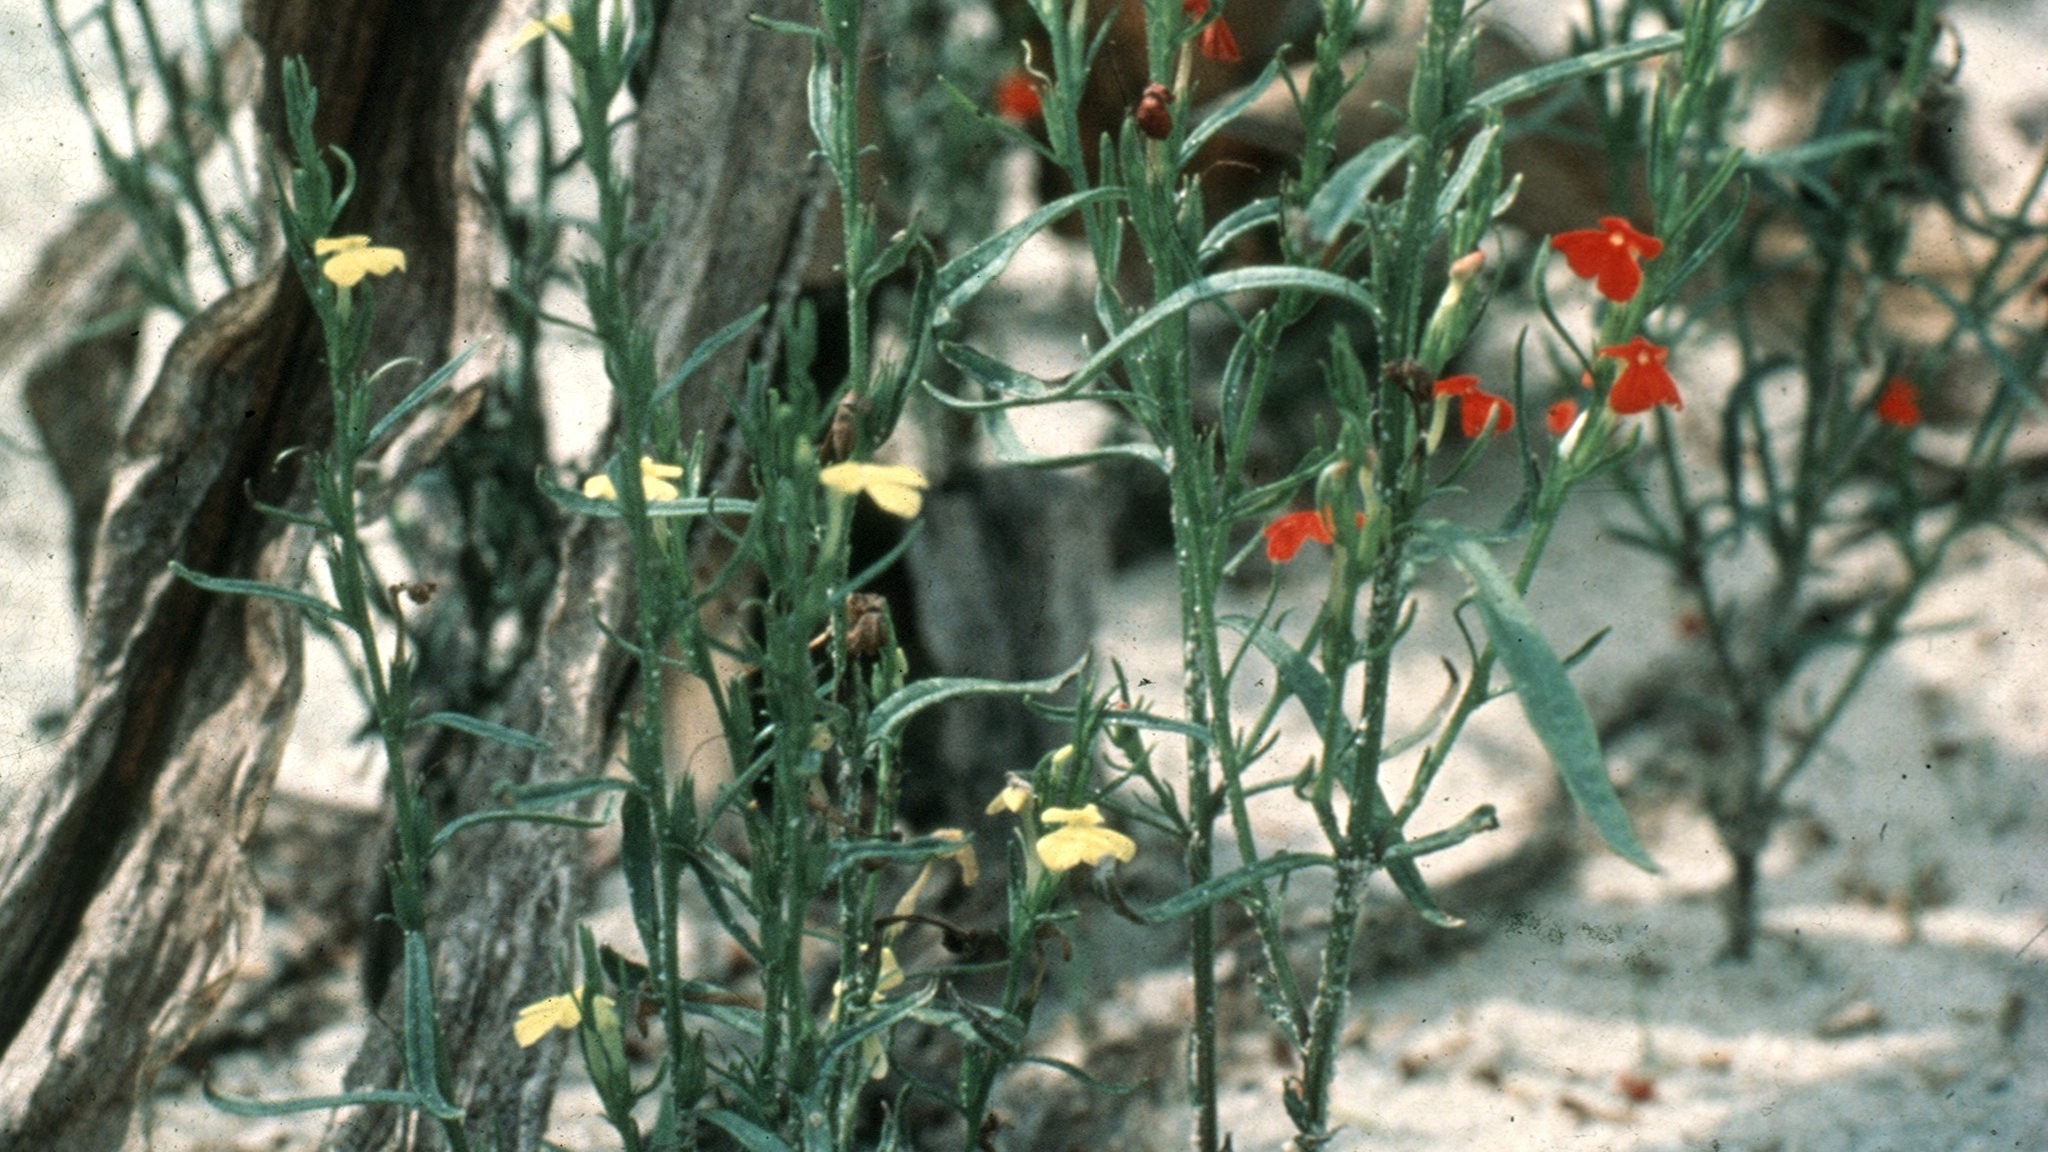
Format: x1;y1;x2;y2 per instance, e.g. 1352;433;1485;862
986;770;1138;874
1546;218;1686;420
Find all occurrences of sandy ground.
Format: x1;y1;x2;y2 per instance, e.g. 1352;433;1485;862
4;2;2048;1150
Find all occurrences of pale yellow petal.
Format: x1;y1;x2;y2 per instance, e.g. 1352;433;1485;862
589;993;619;1036
818;462;868;497
1034;824;1136;872
323;245;408;288
865;478;924;519
513;993;582;1047
508;12;571;51
640;457;685;480
582;474;619;500
933;828;978;887
818;462;928;519
1041;803;1105;828
985;775;1033;815
643;476;681;501
314;235;369;256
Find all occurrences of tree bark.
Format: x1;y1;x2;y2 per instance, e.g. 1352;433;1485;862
325;3;821;1148
0;0;505;1145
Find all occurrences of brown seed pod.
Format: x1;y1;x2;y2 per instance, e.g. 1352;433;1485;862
1134;82;1174;141
843;591;890;658
821;391;865;464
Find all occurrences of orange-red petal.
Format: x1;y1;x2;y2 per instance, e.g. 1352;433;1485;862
1546;399;1580;436
1262;509;1334;562
1598;336;1683;414
1550;217;1662;303
1199;17;1241;62
1459;390;1515;437
1875;377;1921;428
1433;374;1479;398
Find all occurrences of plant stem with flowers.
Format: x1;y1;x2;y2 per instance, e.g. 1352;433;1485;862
170;58;512;1147
929;0;1776;1147
1588;0;2047;960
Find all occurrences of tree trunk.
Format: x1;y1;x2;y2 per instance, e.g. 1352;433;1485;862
0;0;504;1144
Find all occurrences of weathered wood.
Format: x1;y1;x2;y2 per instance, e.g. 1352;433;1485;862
323;520;634;1152
0;0;506;1145
324;3;822;1148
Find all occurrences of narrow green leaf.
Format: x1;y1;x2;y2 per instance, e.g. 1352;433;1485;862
493;777;635;806
416;710;548;752
819;987;934;1079
824;834;979;885
1432;122;1501;223
978;404;1165;471
1015;1054;1143;1095
1382;805;1499;863
620;793;661;951
1137;852;1331;924
170;561;343;624
1469;31;1685;115
400;933;465;1120
932;187;1121;332
1305;135;1416;242
1386;857;1465;928
1197;196;1282;267
1220;615;1331;732
702;1110;796;1152
929;266;1385;412
867;655;1086;746
202;1084;431;1118
651;304;768;409
429;810;608;859
366;344;482;448
1435;528;1657;871
1182;55;1282;160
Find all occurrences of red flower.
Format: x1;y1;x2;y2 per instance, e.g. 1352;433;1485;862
1551;217;1664;303
1875;377;1921;428
1200;17;1241;62
1434;374;1512;437
1547;399;1580;435
1597;336;1683;414
1262;510;1334;562
993;71;1042;125
1460;391;1514;437
1182;0;1242;63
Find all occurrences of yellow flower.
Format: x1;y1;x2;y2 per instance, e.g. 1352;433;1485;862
985;773;1034;816
932;828;979;888
1034;804;1136;872
513;988;615;1048
582;457;685;502
509;12;572;51
819;461;928;519
874;945;904;994
315;235;407;288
